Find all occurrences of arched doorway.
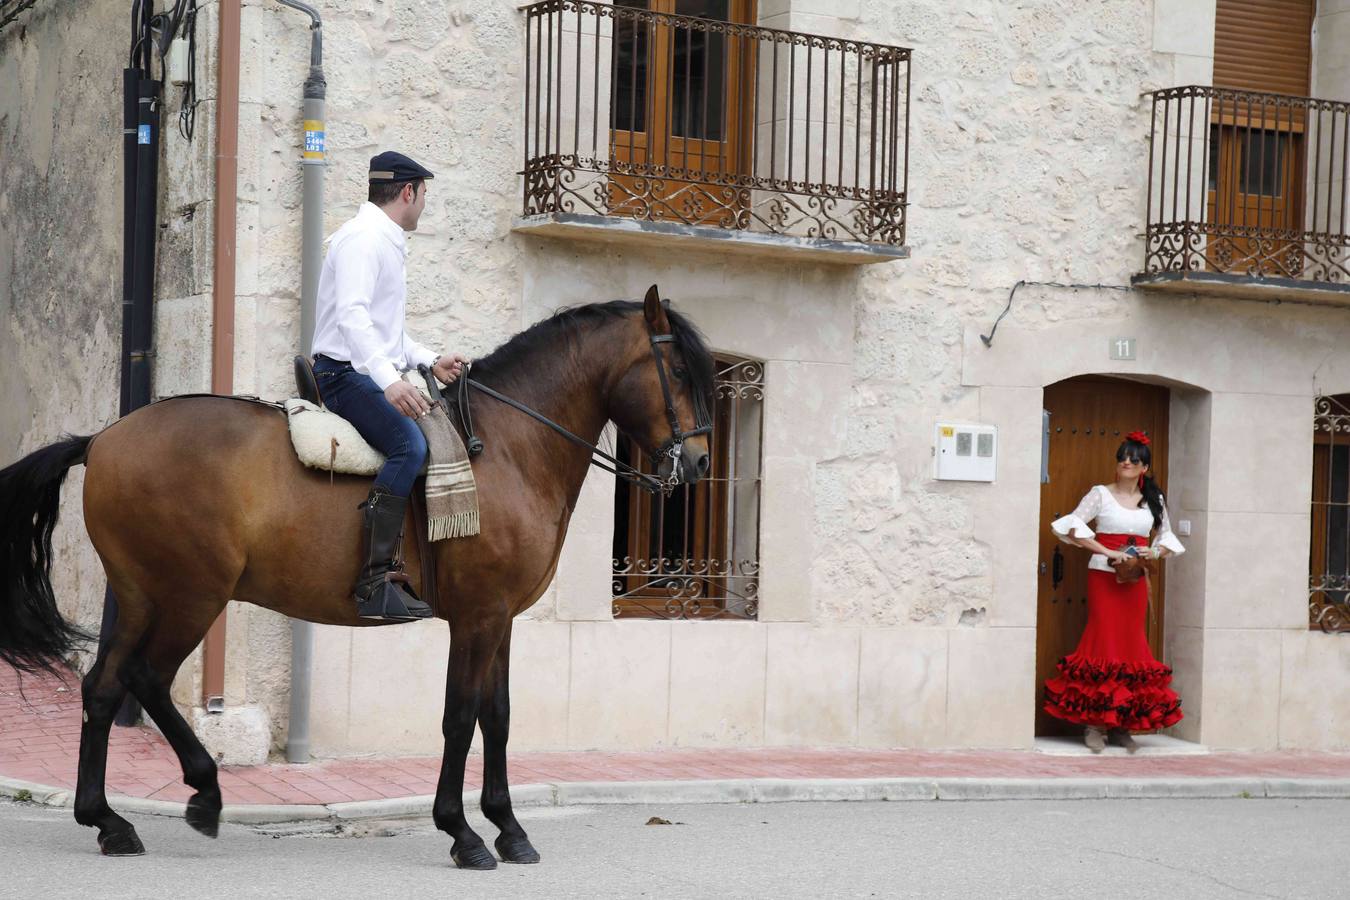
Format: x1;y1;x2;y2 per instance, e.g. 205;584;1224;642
1035;376;1171;737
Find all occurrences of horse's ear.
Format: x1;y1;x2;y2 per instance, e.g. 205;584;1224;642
643;284;670;333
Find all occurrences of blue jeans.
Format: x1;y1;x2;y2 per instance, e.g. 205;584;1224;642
312;356;427;498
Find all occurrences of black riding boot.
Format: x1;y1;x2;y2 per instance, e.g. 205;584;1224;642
355;487;434;622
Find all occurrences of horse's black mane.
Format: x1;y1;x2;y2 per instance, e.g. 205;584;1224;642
471;300;716;419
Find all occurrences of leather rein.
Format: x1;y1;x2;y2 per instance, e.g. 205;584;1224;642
421;328;711;497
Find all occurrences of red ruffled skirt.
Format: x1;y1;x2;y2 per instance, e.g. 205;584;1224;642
1043;535;1183;732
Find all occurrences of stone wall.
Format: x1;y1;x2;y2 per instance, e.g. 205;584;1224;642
0;1;129;665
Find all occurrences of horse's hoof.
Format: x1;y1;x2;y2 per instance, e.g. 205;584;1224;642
98;828;146;857
495;833;541;864
186;791;221;838
451;841;498;870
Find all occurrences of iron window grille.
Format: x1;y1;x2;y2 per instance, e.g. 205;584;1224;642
612;353;763;620
1311;394;1350;633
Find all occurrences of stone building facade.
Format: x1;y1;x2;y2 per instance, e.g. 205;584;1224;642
4;0;1349;762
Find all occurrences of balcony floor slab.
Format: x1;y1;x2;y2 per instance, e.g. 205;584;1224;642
512;213;910;266
1132;270;1350;306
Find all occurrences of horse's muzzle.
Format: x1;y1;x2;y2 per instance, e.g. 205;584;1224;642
679;445;710;484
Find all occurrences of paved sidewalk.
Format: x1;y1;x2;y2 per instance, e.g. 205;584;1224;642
4;665;1349;816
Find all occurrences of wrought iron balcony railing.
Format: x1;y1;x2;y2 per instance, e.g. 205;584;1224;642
1143;85;1350;286
521;1;910;249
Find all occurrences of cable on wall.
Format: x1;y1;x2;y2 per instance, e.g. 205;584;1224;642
980;280;1134;349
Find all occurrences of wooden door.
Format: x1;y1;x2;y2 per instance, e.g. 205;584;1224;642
1206;0;1313;275
608;0;755;223
1035;377;1170;737
1205;113;1305;273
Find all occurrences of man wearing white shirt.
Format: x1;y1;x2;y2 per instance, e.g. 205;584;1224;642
311;151;466;621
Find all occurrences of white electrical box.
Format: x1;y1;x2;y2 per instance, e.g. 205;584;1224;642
934;423;997;482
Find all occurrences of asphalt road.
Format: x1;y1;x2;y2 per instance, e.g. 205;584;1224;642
1;797;1343;899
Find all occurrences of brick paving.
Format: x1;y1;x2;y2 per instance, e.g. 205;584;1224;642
4;665;1348;807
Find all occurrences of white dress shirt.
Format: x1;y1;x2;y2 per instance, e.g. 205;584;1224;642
311;201;438;390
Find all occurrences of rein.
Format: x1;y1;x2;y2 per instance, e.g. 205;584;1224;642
430;326;710;497
466;378;666;494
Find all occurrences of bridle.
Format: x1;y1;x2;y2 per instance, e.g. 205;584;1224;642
428;321;711;496
645;332;713;489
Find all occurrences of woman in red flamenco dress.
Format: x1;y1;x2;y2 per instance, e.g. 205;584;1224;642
1044;431;1185;753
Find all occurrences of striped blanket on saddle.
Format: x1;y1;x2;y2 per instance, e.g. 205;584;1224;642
415;394;480;541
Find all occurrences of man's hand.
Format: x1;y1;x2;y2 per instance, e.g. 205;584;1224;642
386;381;431;419
433;353;468;385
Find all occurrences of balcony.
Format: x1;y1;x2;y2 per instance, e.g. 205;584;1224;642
513;1;911;264
1134;85;1350;304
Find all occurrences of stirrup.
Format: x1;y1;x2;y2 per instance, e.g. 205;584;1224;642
356;574;433;622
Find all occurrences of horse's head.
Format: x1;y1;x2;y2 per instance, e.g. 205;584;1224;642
608;286;714;489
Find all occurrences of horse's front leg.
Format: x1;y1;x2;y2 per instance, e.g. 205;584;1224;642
478;622;540;863
433;622;506;870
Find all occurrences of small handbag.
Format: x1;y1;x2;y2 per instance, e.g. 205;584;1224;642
1110;538;1156;584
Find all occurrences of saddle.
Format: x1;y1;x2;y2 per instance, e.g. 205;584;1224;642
285;355;417;477
287;355;439;605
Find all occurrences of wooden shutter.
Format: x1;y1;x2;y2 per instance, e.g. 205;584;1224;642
1213;0;1313;96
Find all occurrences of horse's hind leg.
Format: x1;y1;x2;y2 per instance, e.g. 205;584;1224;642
121;608;227;839
73;593;151;856
477;623;539;864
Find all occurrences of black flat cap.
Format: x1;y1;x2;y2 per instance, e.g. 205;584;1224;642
368;151;435;183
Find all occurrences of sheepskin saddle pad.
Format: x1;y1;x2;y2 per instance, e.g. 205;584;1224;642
285;399;395;476
282;396;434;474
285;373;441;476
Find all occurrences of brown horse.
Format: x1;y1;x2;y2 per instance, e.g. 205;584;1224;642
0;288;714;867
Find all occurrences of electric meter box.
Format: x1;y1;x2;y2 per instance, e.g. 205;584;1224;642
934;423;997;482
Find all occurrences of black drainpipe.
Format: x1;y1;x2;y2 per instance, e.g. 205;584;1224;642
102;2;164;726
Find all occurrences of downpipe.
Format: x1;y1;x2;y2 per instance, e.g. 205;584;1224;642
275;0;325;765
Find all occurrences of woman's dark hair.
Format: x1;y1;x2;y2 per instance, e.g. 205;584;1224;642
1117;436;1164;530
369;178;422;206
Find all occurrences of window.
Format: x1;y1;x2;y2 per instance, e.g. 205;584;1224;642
612;353;763;619
1203;0;1313;275
608;0;758;223
1310;394;1350;633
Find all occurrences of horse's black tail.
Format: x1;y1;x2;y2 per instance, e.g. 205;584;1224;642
0;435;96;674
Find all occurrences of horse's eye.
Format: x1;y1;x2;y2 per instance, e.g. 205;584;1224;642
673;367;689;382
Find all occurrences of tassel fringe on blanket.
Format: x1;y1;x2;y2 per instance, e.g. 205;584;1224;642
412;378;480;541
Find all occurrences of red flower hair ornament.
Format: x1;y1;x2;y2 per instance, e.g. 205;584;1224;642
1125;430;1150;446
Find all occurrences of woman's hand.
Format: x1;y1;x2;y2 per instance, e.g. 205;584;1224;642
1105;550;1130;564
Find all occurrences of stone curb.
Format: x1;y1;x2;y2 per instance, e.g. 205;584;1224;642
3;775;1348;824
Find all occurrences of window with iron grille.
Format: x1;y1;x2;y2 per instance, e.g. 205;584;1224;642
612;353;763;619
1310;394;1350;633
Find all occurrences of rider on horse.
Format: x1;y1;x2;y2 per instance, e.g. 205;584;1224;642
310;151;467;622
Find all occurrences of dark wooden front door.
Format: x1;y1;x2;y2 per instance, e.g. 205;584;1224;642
1035;377;1170;737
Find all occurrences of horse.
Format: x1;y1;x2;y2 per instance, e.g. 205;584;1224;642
0;287;714;868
